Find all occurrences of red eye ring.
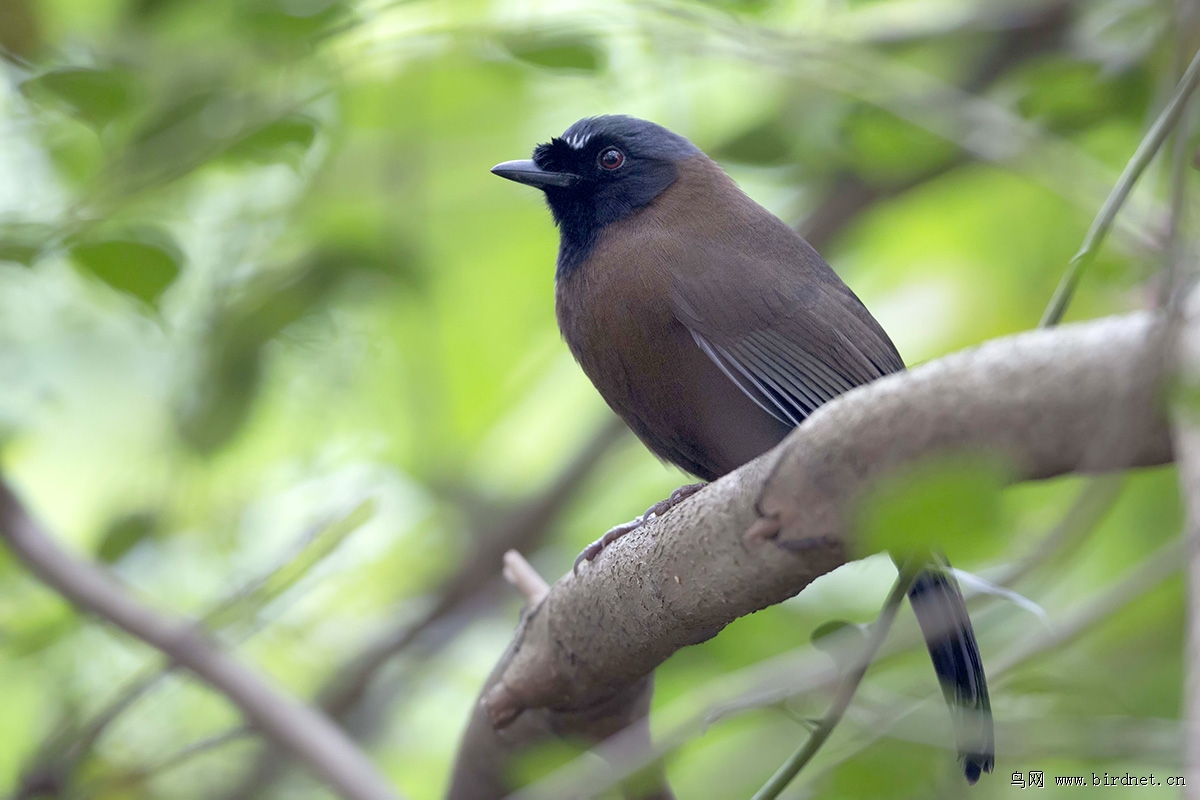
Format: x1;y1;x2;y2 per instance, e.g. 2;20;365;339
598;148;625;170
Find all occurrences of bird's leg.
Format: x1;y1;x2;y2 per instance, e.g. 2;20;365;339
573;482;706;574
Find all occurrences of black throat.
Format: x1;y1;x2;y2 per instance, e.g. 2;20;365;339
544;160;679;280
543;191;630;280
545;190;601;280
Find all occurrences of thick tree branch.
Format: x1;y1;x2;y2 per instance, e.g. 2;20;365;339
451;310;1173;796
0;480;405;800
509;534;1183;800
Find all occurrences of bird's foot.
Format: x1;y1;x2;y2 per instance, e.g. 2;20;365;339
572;517;644;575
644;481;706;521
573;482;706;574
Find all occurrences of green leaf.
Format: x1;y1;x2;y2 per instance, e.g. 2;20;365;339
854;455;1009;564
119;94;319;192
204;499;376;628
712;119;793;166
224;114;318;166
68;226;183;305
117;90;245;191
0;222;55;265
237;0;349;43
810;619;864;647
506;738;588;788
839;105;959;182
95;512;159;563
501;32;604;73
1013;57;1149;132
129;91;217;146
42;116;103;185
4;608;79;657
21;67;139;128
175;251;345;453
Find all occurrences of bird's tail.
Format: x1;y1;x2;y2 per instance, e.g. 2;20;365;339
907;565;994;784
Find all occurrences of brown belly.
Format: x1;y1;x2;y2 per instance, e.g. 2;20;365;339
557;281;791;481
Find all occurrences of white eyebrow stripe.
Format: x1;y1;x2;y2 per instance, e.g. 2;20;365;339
563;133;591;148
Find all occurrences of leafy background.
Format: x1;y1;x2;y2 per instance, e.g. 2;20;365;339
0;0;1191;797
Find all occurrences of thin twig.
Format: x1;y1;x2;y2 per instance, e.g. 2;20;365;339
750;563;920;800
994;539;1184;672
804;538;1186;788
0;478;404;800
1159;100;1194;309
221;417;627;800
141;726;254;776
84;725;255;793
1177;15;1200;797
15;499;376;797
1040;45;1200;327
503;550;550;606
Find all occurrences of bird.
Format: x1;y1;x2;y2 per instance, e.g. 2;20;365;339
491;114;993;783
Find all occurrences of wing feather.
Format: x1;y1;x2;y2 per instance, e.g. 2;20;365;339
689;330;800;426
671;246;903;429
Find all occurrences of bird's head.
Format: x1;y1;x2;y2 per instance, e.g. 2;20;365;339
491;115;699;276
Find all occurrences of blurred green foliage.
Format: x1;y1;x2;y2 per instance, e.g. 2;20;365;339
0;0;1191;797
855;454;1009;564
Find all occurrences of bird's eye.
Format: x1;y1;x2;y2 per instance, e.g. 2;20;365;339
598;148;625;170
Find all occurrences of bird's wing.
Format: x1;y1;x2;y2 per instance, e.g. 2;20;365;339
670;247;904;428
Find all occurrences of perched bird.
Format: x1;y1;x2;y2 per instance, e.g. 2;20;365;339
492;115;993;783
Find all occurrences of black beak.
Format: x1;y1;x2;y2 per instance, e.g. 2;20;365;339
491;159;579;189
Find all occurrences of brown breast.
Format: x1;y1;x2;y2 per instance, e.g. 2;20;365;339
555;155;793;481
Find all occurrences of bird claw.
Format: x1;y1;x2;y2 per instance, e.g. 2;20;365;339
573;517;644;575
643;482;706;521
572;482;707;575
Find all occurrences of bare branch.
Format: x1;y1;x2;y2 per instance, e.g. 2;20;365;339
502;312;1169;723
449;310;1173;796
0;480;405;800
1041;46;1200;326
503;550;550;606
511;531;1184;800
223;416;627;800
80;725;255;795
14;498;377;798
